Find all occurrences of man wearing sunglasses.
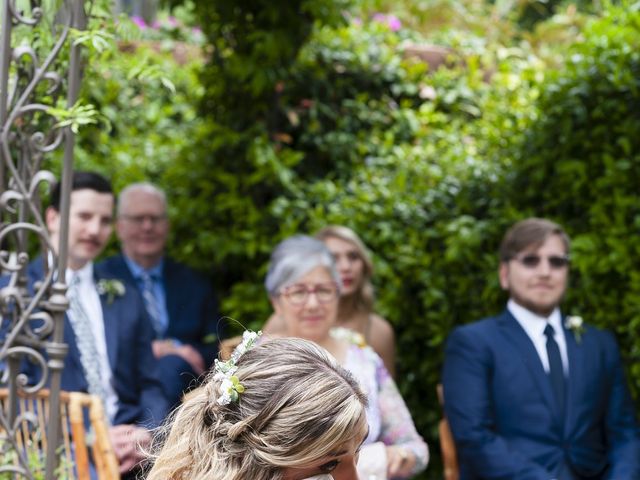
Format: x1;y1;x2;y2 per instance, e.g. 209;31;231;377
443;218;640;479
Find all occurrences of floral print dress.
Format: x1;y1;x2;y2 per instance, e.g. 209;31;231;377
333;328;429;478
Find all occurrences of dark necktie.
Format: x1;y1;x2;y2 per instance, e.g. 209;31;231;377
544;324;565;413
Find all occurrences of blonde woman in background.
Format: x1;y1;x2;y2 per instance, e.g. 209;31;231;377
265;235;428;480
265;225;396;377
146;337;368;480
316;225;396;377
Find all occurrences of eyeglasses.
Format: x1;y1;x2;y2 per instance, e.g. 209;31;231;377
513;254;570;269
120;214;167;226
281;283;338;306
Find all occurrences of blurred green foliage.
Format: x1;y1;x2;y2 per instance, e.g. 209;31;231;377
68;1;640;478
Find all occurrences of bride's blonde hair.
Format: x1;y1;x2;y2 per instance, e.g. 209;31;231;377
146;337;368;480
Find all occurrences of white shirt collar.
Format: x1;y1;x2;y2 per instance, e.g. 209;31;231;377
66;261;94;285
508;299;563;337
508;299;569;374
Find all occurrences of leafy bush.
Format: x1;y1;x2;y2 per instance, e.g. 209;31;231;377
507;2;640;397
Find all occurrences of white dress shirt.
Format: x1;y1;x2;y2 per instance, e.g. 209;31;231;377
508;299;569;375
66;263;119;422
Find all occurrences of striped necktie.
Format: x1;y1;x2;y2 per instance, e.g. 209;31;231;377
67;275;106;400
140;271;164;337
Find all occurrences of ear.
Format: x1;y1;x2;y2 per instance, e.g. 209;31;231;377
270;296;282;316
499;262;510;290
45;206;60;234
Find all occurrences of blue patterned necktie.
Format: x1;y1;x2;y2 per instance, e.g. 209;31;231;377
544;324;565;413
140;271;163;338
67;275;106;400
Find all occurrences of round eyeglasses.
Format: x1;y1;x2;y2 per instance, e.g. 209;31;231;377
281;283;339;306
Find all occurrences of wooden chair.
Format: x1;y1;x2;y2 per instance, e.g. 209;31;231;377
437;384;459;480
0;388;120;479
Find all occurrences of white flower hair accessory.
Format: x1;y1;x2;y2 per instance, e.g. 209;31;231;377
564;315;585;344
213;330;262;405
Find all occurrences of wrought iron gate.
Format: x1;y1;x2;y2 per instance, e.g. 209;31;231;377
0;1;88;478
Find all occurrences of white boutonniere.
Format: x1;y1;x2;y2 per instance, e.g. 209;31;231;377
564;315;585;344
96;279;126;304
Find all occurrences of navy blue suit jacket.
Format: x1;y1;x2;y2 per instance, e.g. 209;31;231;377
27;257;169;429
98;254;221;368
442;309;640;480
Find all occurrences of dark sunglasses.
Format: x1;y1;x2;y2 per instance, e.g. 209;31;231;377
514;254;570;269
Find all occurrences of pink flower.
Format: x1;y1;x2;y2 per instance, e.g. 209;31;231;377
167;16;179;28
130;15;147;30
372;13;402;32
387;15;402;32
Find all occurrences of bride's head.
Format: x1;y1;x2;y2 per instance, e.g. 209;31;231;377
147;337;368;480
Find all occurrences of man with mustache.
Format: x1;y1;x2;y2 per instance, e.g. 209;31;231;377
442;218;640;479
31;171;168;477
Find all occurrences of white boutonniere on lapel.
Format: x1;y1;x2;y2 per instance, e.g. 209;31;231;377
564;315;585;344
96;279;126;304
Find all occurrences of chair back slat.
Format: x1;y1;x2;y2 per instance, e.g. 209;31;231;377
68;392;91;479
0;388;119;479
90;395;119;479
437;383;460;480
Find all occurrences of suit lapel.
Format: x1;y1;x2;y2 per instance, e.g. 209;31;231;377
497;310;562;422
94;272;119;370
114;254;137;284
563;319;583;434
162;260;178;331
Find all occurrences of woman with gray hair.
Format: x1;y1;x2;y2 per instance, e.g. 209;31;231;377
264;226;396;377
265;235;428;480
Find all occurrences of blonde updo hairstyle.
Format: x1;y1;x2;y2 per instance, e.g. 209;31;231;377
315;225;375;312
147;337;368;480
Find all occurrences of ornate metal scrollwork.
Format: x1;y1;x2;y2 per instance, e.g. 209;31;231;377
0;1;88;478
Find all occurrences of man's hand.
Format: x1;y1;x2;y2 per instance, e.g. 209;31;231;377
152;340;206;375
109;424;151;474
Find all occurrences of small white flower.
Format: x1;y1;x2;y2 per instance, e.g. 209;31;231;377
96;279;126;304
231;330;262;363
217;383;233;405
564;315;585;343
565;316;583;329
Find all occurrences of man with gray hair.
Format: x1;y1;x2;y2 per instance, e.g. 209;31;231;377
99;182;221;407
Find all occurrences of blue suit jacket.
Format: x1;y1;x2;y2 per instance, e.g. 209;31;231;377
98;254;221;368
27;257;169;429
442;309;640;480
